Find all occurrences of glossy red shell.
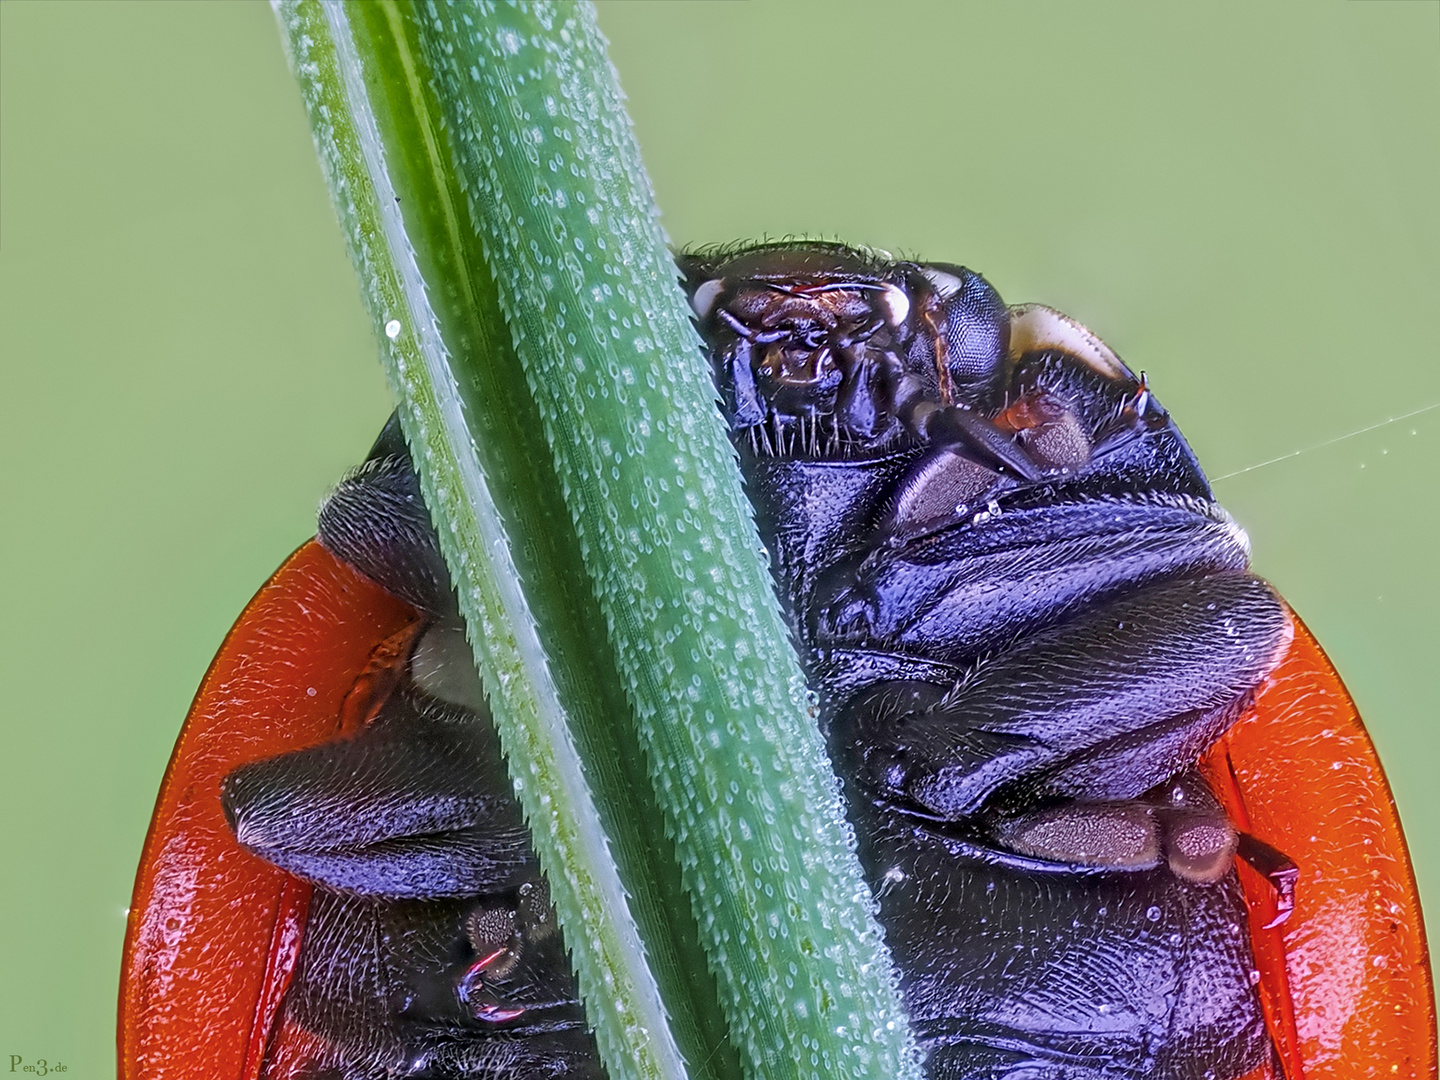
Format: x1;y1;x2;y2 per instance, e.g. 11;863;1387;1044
119;543;1434;1078
1204;610;1435;1080
118;541;419;1080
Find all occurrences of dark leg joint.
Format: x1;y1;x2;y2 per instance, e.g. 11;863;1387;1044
1237;833;1299;928
916;405;1044;481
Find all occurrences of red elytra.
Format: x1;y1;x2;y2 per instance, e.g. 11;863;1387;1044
119;543;1435;1079
118;540;420;1080
1201;610;1435;1080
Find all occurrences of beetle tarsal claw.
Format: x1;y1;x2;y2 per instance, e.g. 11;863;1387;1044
457;935;527;1024
1237;833;1300;928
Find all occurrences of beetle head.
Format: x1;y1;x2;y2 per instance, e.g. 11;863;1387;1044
682;243;1211;503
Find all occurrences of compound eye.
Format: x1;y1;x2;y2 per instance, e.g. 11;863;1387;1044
917;263;1011;394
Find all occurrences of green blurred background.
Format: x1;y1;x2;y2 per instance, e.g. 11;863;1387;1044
1;1;1435;1069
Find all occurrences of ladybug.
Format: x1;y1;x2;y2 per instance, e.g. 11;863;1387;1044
120;242;1434;1080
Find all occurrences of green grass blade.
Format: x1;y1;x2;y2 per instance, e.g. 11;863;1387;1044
411;4;920;1078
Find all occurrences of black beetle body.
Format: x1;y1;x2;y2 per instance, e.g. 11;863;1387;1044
680;242;1290;1079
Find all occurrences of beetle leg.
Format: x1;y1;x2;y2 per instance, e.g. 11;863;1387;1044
1140;771;1243;885
822;498;1251;661
452;879;562;1025
961;768;1244;878
875;399;1066;544
222;690;533;900
877;446;1004;544
270;888;596;1075
901;400;1045;482
991;389;1095;471
843;573;1289;824
988;801;1163;870
1237;833;1300;928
